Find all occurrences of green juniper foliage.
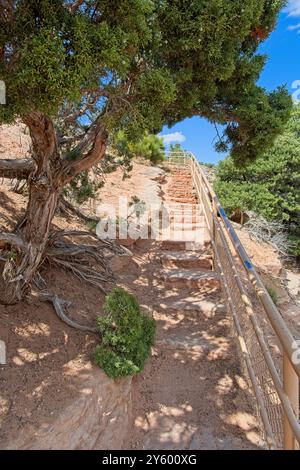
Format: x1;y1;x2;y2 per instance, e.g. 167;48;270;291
214;106;300;256
93;288;156;379
0;1;292;164
113;131;165;164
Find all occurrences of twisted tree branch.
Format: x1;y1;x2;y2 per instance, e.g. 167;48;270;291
0;158;35;179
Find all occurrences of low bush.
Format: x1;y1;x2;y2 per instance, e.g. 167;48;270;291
93;287;156;379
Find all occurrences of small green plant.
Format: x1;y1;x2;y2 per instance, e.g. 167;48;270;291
267;286;278;305
93;288;156;379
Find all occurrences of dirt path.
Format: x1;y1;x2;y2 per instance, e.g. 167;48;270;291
123;166;263;450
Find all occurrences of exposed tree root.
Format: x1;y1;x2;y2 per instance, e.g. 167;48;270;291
1;228;129;305
46;234;119;294
39;292;98;332
48;229;127;255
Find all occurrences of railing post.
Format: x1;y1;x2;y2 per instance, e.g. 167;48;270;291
283;353;299;450
212;199;218;270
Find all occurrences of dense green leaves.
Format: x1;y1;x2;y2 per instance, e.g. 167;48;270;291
214;106;300;256
0;0;291;162
93;288;156;378
132;133;165;164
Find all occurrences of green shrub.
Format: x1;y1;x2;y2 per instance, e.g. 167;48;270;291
93;288;156;379
214;105;300;257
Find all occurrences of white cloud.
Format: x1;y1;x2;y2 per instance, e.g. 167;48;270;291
288;21;300;32
159;131;186;145
285;0;300;17
288;21;300;29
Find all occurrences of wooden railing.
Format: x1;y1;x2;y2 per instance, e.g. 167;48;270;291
165;151;300;450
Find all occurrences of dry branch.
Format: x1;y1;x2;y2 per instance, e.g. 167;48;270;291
242;212;294;260
0;231;27;251
0;158;34;179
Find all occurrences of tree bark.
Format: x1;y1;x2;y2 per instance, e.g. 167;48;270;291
1;112;108;304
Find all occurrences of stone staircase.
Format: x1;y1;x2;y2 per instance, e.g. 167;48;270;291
159;164;218;293
127;165;258;450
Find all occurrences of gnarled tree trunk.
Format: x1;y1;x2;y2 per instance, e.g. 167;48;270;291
1;112;108;304
2;113;63;303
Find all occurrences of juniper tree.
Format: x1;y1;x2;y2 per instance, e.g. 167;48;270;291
114;131;165;164
214;105;300;257
0;0;292;304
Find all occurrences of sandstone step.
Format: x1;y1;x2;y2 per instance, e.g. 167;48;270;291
161;251;213;270
161;239;211;251
168;188;194;192
156;335;214;353
155;318;228;354
169;195;196;200
166;203;201;209
160;268;220;289
170;198;197;204
171;222;206;231
164;226;211;245
171;213;204;220
154;296;225;317
169;186;193;189
169;209;203;217
170;217;203;225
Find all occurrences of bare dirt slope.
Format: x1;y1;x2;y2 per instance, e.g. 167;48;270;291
0;189;105;447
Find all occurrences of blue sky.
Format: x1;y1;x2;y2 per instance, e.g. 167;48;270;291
159;1;300;164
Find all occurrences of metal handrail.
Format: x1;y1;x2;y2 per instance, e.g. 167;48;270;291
190;154;300;375
165;151;300;449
